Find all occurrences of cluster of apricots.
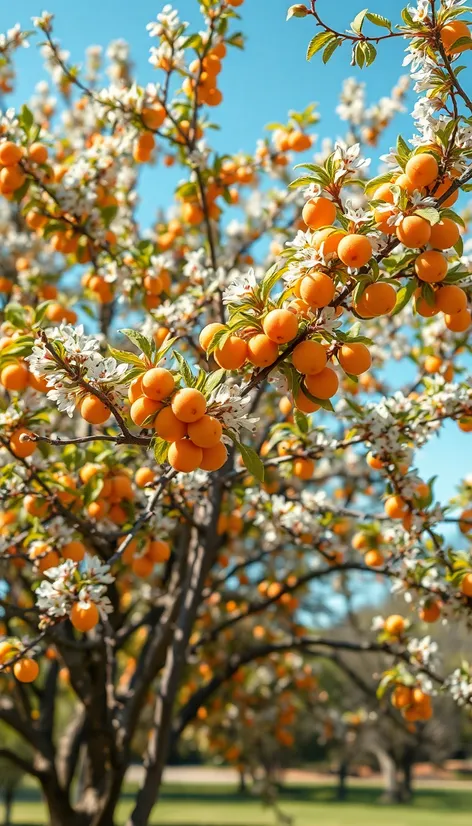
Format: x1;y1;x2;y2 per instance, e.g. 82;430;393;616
199;313;371;413
182;42;226;108
391;682;433;723
351;528;387;569
373;152;470;331
0;139;48;197
0;641;39;683
128;368;228;472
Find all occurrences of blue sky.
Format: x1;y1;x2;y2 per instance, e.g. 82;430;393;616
0;0;470;511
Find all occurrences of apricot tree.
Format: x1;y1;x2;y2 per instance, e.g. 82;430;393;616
0;1;472;825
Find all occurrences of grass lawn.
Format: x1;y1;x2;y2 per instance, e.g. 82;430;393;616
8;782;472;825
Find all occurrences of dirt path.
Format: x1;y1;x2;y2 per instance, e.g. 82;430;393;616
126;764;470;789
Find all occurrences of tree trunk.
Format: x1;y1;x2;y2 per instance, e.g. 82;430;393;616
238;769;248;794
373;747;401;803
336;758;349;801
400;751;414;802
3;787;13;826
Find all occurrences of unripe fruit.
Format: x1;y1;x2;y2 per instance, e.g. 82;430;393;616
338;234;372;268
199;322;226;352
415;250;448;283
405;154;439;188
338;342;372;375
396;215;431;248
172;388;207;423
13;658;39;683
187;415;223;448
154;406;187;441
299;271;335;308
263;309;298;343
80;394;110;425
70;602;99;632
302;197;336;230
247;334;279;367
130;397;162;427
215;336;248;370
199;441;228;471
168;438;203;472
429;217;460;250
305;366;339;399
435;285;467;315
292;340;327;375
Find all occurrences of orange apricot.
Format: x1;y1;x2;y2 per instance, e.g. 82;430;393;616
305;366;339;399
128;376;144;404
435;285;467;315
148;539;171;563
199;322;226;352
292;340;327;375
142;367;175;401
415;250;448;283
445;309;471;332
141;104;166;130
1;361;29;391
396;215;431;248
0;142;24;166
171;388;207;423
384;494;408;519
62;540;86;562
384;614;405;636
188;414;223;448
70;602;99;632
80;394;111;425
214;336;248;369
168;438;203;472
293;457;314;480
263;309;298;343
364;549;384;568
135;467;156;488
419;599;441;623
405;154;439;188
338;342;372;375
130;397;162;427
429;217;460;250
154;406;187;441
29;142;48;164
13;658;39;683
302;197;336;230
338;234;373;268
440;20;472;55
299;271;335;308
199;441;228;471
9;428;36;458
247;334;279;367
293;389;319;414
357;282;396;316
460;573;472;597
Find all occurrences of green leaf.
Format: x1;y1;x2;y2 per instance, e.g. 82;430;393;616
366;11;392;30
392;279;416;316
286;4;309;20
294;409;309;433
260;263;282;301
108;345;145;368
362;41;377;67
449;36;472;52
421;283;436;307
202;368;226;396
306;31;333;61
155;335;179;365
174;351;196;387
396;134;410;162
238;442;265;482
181;33;203;49
119;329;153;360
353;41;365;68
20;104;34;135
322;38;342;63
351;8;368;34
415;206;440;226
153;437;169;465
